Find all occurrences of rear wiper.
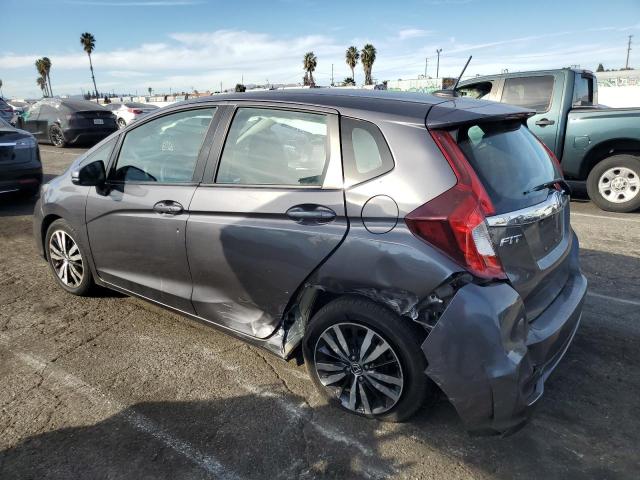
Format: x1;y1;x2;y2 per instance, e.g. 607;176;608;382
523;178;572;195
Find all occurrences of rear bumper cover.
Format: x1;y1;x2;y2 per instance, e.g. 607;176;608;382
0;165;42;193
422;238;587;434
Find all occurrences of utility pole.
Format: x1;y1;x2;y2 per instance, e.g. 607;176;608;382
331;63;334;86
424;57;428;77
625;35;633;70
220;81;223;93
436;49;443;78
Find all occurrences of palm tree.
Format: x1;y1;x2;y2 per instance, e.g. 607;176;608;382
42;57;53;96
361;44;377;86
35;59;50;97
0;79;3;97
345;46;359;83
303;52;317;87
80;32;99;100
36;77;47;96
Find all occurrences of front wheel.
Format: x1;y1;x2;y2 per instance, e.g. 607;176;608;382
303;296;433;422
587;154;640;213
117;118;127;129
45;219;93;295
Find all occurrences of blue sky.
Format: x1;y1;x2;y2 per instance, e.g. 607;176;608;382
1;0;639;98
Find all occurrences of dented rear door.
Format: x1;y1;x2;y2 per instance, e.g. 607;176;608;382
186;104;346;338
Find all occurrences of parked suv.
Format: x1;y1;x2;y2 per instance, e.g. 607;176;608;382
33;90;587;433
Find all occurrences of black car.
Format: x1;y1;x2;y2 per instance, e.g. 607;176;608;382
18;98;117;148
0;117;42;196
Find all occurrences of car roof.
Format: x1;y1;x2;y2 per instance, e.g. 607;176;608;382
459;68;594;85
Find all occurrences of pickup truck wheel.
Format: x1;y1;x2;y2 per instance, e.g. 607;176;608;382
587;155;640;213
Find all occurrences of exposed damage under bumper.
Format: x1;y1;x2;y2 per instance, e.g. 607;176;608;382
422;270;587;434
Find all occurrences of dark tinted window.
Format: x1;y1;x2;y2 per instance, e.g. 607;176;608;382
217;108;329;186
501;76;554;112
457;122;558;213
112;108;215;183
573;75;594;106
341;117;394;184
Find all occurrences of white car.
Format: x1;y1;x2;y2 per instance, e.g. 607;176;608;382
105;102;159;129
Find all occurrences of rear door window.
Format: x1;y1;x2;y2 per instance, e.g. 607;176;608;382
341;117;394;184
457;122;558;213
501;76;554;112
216;108;329;186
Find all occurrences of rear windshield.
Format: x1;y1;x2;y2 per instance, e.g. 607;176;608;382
457;121;558;214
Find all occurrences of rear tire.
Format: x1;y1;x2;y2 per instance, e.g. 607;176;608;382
303;296;433;422
587;154;640;213
117;118;126;129
49;124;67;148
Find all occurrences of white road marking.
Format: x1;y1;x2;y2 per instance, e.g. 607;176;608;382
0;336;241;480
587;292;640;307
571;212;640;224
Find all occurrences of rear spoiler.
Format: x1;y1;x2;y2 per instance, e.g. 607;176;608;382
426;102;535;130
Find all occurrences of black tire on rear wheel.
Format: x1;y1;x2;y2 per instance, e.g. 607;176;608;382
587;154;640;213
303;296;433;422
49;124;67;148
45;219;94;296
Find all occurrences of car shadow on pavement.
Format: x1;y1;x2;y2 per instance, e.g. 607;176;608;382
0;394;408;480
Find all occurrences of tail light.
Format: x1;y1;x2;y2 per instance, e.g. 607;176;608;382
127;108;143;114
405;129;506;280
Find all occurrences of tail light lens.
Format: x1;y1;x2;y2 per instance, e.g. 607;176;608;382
405;129;506;280
128;108;143;114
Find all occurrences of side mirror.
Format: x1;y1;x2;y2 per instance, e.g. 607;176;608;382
71;160;106;186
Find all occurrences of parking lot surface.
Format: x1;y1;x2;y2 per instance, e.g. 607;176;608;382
1;146;639;479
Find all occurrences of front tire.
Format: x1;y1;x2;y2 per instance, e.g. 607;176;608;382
49;124;67;148
587;154;640;213
303;296;433;422
45;219;93;296
117;118;127;129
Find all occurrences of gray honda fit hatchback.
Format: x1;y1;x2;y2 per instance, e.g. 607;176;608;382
33;90;587;434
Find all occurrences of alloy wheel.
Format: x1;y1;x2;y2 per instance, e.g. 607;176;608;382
50;127;65;147
598;166;640;203
313;322;404;415
49;230;84;287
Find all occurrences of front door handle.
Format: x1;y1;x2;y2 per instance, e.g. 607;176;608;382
535;118;555;127
286;205;336;224
153;200;184;215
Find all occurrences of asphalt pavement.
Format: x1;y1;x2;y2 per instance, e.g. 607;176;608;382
0;145;638;479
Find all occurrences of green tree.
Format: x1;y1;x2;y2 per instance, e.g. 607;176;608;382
345;46;359;83
35;59;50;97
80;32;99;100
361;44;377;85
342;77;356;86
303;51;317;86
596;63;605;72
235;83;246;92
42;57;53;96
36;77;47;96
148;87;153;96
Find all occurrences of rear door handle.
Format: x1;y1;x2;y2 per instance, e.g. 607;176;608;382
153;200;184;215
286;205;336;224
535;118;555;127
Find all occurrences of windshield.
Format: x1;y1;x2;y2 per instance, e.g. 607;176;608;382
457;121;558;213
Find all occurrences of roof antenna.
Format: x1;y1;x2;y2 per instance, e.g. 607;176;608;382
433;55;472;97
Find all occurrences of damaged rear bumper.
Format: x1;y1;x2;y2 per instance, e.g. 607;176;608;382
422;270;587;434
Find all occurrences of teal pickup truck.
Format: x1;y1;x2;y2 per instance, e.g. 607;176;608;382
458;69;640;212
